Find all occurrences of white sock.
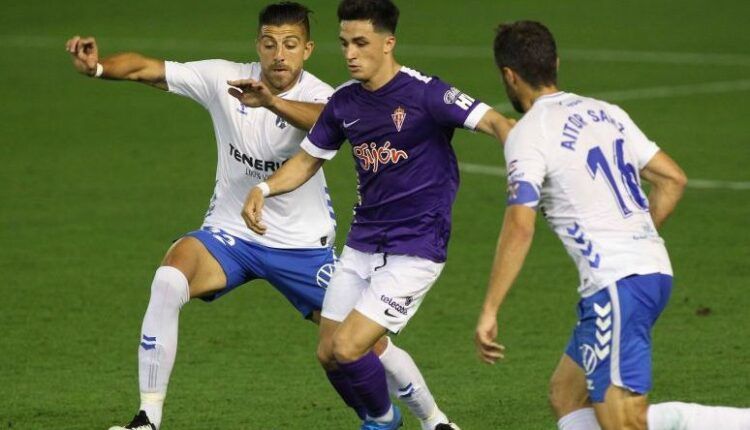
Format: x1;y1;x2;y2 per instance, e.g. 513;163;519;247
557;407;601;430
138;266;190;429
378;337;448;430
648;402;750;430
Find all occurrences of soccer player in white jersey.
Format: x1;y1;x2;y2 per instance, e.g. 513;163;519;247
66;3;458;430
242;1;515;429
475;20;750;430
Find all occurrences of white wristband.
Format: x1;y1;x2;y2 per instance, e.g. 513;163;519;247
93;63;104;78
256;182;271;197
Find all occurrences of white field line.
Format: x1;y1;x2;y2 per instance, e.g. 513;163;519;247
458;162;750;191
4;34;750;66
8;33;746;190
493;79;750;111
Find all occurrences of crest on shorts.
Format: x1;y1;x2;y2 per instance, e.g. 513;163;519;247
580;344;598;375
316;263;335;289
391;106;406;132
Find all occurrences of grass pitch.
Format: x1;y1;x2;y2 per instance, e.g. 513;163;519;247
1;1;749;428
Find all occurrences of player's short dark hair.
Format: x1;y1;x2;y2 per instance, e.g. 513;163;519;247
493;20;558;88
337;0;399;34
258;2;313;39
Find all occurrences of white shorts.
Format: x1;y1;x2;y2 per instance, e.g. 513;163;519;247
321;246;445;333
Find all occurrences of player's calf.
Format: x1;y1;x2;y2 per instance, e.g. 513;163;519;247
594;386;648;430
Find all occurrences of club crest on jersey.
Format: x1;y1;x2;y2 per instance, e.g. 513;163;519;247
391;106;406;132
275;115;288;129
353;141;408;173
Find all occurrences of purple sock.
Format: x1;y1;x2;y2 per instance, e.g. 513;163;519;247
326;368;367;420
337;351;392;419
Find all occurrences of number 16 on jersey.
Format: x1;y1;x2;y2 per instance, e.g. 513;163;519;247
586;138;649;217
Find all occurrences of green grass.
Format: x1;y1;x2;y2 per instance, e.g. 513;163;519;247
1;0;749;428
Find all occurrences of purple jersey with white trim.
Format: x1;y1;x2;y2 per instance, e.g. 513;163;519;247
301;67;490;262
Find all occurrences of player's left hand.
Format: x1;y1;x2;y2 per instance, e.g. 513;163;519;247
475;311;505;364
227;79;276;108
242;186;267;235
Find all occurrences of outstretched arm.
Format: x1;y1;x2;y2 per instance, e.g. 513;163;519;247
66;35;167;90
474;109;517;144
226;79;323;130
475;205;536;364
241;149;325;234
640;150;687;229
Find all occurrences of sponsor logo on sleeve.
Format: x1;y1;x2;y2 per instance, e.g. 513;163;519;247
443;87;461;104
443;87;475;111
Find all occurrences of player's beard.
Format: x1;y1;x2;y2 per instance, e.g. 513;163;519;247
509;94;525;114
265;65;298;93
503;80;526;114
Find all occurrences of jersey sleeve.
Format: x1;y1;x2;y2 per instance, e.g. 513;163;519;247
298;73;334;104
609;104;660;168
424;78;491;130
300;96;345;160
503;122;547;209
165;60;227;108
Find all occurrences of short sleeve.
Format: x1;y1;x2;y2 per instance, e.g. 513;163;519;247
298;73;334;104
301;97;346;160
424;78;491;130
165;60;226;108
609;104;660;168
503;124;547;209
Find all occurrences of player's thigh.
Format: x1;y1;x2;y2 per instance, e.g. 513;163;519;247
320;246;369;324
549;354;591;418
332;310;388;362
162;236;226;298
356;253;444;335
594;386;648;430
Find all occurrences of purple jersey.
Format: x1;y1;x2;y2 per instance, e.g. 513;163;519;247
301;67;490;262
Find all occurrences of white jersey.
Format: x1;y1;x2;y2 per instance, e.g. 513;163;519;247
504;92;672;297
165;60;336;249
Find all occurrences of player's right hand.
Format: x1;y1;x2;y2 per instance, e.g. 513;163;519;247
66;35;99;76
475;311;506;364
242;187;267;235
227;79;276;108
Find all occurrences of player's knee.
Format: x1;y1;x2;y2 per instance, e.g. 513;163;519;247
316;340;337;370
150;266;190;309
161;238;200;278
331;332;366;363
548;376;584;417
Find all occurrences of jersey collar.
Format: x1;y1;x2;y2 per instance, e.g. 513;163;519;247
534;91;567;105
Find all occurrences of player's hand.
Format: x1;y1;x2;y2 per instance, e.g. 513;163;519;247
242;186;267;235
475;310;505;364
227;79;276;108
66;35;99;76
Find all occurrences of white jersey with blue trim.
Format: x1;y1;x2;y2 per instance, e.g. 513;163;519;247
165;60;336;248
504;92;672;297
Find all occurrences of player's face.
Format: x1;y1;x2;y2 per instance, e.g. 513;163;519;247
256;24;313;93
339;20;394;82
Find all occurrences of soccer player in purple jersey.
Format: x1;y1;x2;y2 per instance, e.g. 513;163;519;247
241;1;514;428
475;20;750;430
